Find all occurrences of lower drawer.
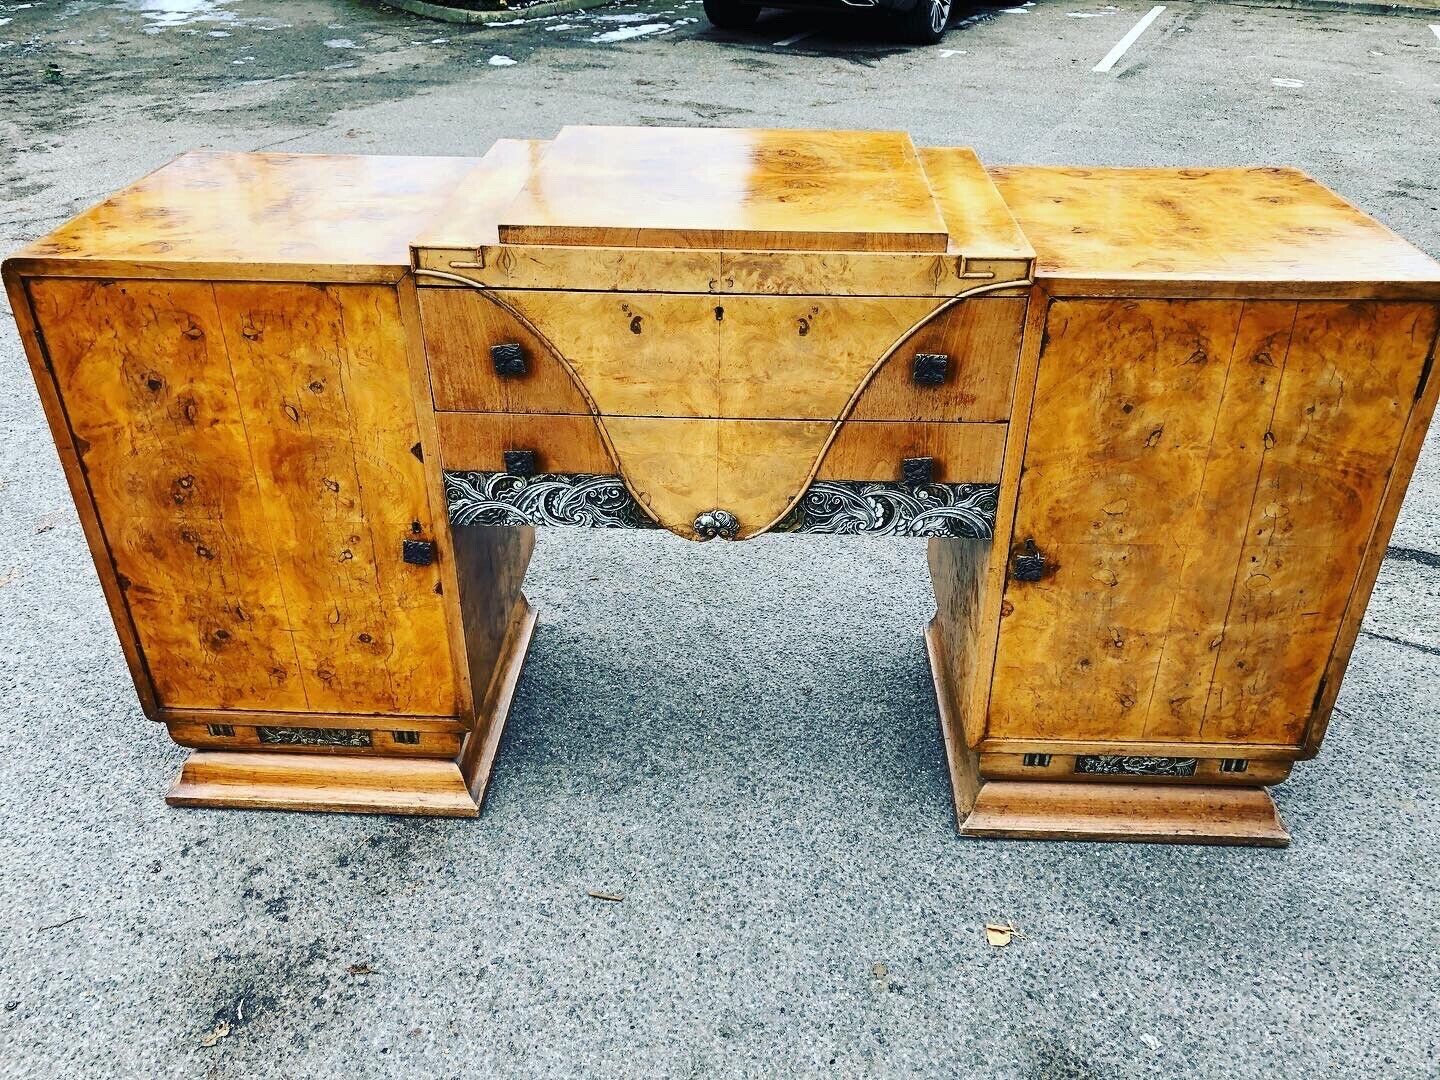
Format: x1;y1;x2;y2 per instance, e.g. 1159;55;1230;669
436;411;1007;539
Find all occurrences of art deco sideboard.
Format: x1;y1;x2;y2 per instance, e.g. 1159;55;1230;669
7;127;1438;845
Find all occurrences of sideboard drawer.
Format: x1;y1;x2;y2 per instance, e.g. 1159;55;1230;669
419;285;595;415
420;286;718;416
726;294;1024;422
438;411;1005;538
419;286;1024;423
437;411;613;475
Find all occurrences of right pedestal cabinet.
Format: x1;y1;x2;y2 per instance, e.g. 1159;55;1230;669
931;166;1440;844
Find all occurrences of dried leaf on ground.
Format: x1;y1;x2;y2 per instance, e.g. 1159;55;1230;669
347;963;375;975
985;923;1017;948
586;889;624;902
199;1020;231;1048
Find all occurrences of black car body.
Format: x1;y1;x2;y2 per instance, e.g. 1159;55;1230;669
703;0;956;44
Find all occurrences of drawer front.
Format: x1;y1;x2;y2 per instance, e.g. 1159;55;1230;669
847;296;1024;423
419;287;1024;422
724;295;1023;422
438;411;1005;539
420;287;720;416
715;295;947;419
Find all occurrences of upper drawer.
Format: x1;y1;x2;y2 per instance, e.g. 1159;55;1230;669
417;287;1024;422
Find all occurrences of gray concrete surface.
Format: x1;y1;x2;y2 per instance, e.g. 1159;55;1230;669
2;2;1439;1076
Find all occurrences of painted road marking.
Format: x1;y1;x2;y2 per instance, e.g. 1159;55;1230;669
1431;24;1440;43
1093;5;1165;73
774;30;812;46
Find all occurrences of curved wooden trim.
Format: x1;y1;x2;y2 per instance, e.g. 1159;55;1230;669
412;269;1032;539
751;277;1029;536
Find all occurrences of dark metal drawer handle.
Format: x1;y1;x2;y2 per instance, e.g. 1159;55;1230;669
491;342;527;377
913;352;949;386
503;449;537;476
1012;538;1046;582
402;538;436;566
901;456;934;485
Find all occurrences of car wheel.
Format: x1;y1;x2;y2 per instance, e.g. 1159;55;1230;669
703;0;763;30
896;0;951;44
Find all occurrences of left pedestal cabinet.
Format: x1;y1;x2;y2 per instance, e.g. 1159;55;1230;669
3;152;537;815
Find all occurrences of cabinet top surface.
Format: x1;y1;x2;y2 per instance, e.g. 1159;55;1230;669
493;126;954;253
6;151;481;278
991;165;1440;286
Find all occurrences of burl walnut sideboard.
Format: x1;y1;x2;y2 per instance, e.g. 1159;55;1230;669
7;127;1439;845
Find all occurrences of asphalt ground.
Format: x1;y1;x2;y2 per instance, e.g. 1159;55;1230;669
1;2;1439;1076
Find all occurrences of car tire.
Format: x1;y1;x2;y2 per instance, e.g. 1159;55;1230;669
703;0;763;30
896;0;951;44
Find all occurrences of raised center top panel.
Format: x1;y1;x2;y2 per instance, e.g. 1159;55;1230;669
495;126;951;253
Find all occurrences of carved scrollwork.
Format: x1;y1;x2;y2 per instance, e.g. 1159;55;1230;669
1074;755;1198;777
774;481;999;538
444;471;658;530
443;472;999;539
256;726;373;748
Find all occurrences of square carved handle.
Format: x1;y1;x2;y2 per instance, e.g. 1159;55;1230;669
491;342;528;377
912;352;949;386
901;456;935;485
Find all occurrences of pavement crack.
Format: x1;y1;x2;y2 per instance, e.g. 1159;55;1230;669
1359;628;1440;658
1386;545;1440;570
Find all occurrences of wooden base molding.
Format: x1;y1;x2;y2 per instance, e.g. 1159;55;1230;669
926;619;1290;846
960;781;1290;847
459;596;539;807
166;753;481;817
165;599;539;817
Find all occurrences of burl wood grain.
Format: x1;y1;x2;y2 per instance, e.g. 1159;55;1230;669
990;297;1436;748
418;286;594;416
494;290;722;417
497;127;950;253
421;287;1023;423
916;146;1033;261
11;151;480;279
216;283;456;717
30;277;457;717
990;165;1440;290
411;136;1034;296
420;283;1020;539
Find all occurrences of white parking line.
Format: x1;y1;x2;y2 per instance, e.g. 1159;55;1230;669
1431;24;1440;43
774;31;812;46
1093;5;1166;73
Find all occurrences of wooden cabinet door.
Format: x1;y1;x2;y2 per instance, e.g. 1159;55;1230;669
990;298;1436;748
32;278;457;718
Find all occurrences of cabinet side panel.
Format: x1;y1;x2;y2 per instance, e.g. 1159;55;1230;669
1307;304;1440;753
215;283;456;716
27;277;307;711
1202;301;1439;744
928;537;992;747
